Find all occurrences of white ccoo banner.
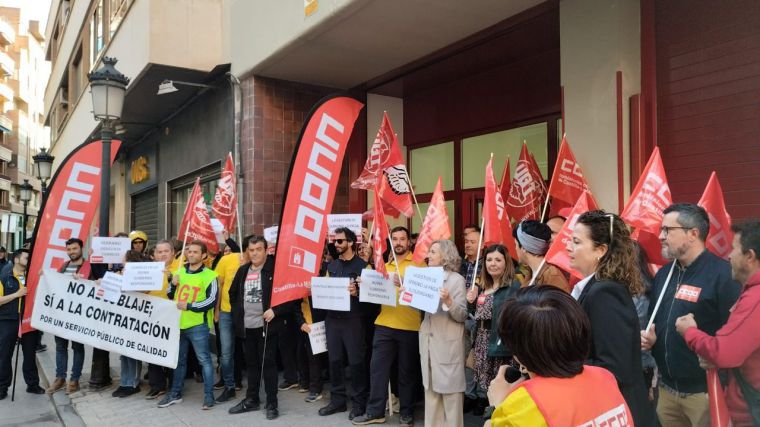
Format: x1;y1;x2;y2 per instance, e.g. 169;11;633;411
31;270;180;368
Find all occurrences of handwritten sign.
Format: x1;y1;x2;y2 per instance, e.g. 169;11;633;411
311;277;350;311
264;226;279;244
122;262;165;291
91;237;131;264
327;214;363;243
211;219;226;244
308;321;327;354
359;269;396;307
399;266;444;313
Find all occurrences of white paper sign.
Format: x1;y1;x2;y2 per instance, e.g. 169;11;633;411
264;226;279;243
91;237;131;264
311;277;350;311
122;262;165;291
399;266;444;314
98;272;123;303
31;271;180;368
359;269;396;307
210;219;226;244
308;321;327;354
327;214;363;243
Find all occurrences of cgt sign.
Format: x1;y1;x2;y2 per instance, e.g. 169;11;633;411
271;96;363;307
22;140;121;334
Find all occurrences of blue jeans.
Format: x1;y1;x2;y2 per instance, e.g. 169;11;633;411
218;311;235;388
170;324;214;400
119;356;142;387
54;336;84;381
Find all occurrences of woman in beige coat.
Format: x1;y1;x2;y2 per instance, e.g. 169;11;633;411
418;239;468;427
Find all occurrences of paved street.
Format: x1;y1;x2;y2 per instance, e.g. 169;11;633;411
4;333;484;427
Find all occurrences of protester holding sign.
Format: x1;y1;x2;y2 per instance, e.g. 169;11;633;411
0;249;44;400
145;239;175;400
418;239;467;427
569;211;652;426
318;227;370;420
228;235;296;420
465;244;520;416
641;203;740;426
48;238;90;395
353;226;422;426
158;241;218;410
487;286;633;427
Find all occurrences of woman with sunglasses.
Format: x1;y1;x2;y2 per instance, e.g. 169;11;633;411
567;210;652;426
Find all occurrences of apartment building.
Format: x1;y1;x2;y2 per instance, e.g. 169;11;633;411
0;5;49;250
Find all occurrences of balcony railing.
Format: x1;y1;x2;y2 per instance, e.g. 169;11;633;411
0;20;15;46
0;50;13;77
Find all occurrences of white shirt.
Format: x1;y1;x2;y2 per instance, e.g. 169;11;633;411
571;274;595;300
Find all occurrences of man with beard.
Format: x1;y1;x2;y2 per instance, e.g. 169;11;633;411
353;227;422;426
641;203;740;427
318;227;370;420
47;238;90;395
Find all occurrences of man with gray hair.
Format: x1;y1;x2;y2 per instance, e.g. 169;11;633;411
640;203;740;427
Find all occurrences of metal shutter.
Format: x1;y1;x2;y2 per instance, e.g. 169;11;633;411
131;188;159;243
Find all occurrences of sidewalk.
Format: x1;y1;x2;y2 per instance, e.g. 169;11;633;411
36;332;485;426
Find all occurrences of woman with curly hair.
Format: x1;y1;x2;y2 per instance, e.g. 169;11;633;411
567;210;653;426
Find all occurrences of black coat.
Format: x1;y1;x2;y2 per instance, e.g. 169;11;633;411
578;277;653;427
228;256;296;338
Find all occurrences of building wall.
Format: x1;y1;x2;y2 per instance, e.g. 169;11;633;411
655;0;760;219
239;75;355;236
560;0;640;213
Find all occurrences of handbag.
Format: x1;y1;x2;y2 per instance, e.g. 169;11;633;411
733;368;760;425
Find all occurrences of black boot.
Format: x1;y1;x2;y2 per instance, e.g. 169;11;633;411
472;397;488;416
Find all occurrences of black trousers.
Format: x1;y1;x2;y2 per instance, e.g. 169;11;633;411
325;316;368;410
0;319;39;391
148;363;173;391
296;329;324;393
89;348;111;386
365;326;419;418
277;318;298;384
243;326;278;406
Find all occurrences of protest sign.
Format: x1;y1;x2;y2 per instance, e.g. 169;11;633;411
31;270;180;368
90;237;131;264
122;262;165;291
327;214;363;243
308;321;327;354
210;219;226;244
98;272;123;303
264;226;279;243
311;277;350;311
359;269;396;307
399;266;444;313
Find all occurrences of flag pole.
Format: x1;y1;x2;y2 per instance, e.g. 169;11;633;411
231;152;243;247
527;259;546;287
540;195;551;223
471;217;486;290
395;133;425;223
176;218;191;275
645;260;678;332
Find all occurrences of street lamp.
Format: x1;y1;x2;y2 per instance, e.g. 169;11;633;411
32;147;54;197
19;179;32;243
88;56;129;238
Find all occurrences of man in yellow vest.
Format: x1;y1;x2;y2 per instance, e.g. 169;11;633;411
352;226;422;426
158;240;218;410
0;249;44;400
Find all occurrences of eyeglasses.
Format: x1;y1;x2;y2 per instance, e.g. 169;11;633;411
660;226;692;235
334;239;348;244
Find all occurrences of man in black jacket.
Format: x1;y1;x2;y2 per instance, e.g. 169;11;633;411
318;227;370;420
641;203;741;427
0;249;44;399
227;235;295;420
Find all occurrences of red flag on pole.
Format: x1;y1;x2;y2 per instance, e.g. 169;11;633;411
698;172;734;259
545;191;598;279
377;171;412;218
484;157;518;260
707;368;731;427
212;152;237;231
178;178;219;253
546;136;590;215
371;190;390;277
412;177;451;264
499;156;511;195
506;143;546;222
621;147;672;264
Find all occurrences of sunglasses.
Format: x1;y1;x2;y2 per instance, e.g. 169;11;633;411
334;239;350;244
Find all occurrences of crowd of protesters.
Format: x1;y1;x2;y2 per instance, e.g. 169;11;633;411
2;203;760;427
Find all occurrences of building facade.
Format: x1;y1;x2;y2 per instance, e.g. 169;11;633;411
43;0;231;242
0;5;49;250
